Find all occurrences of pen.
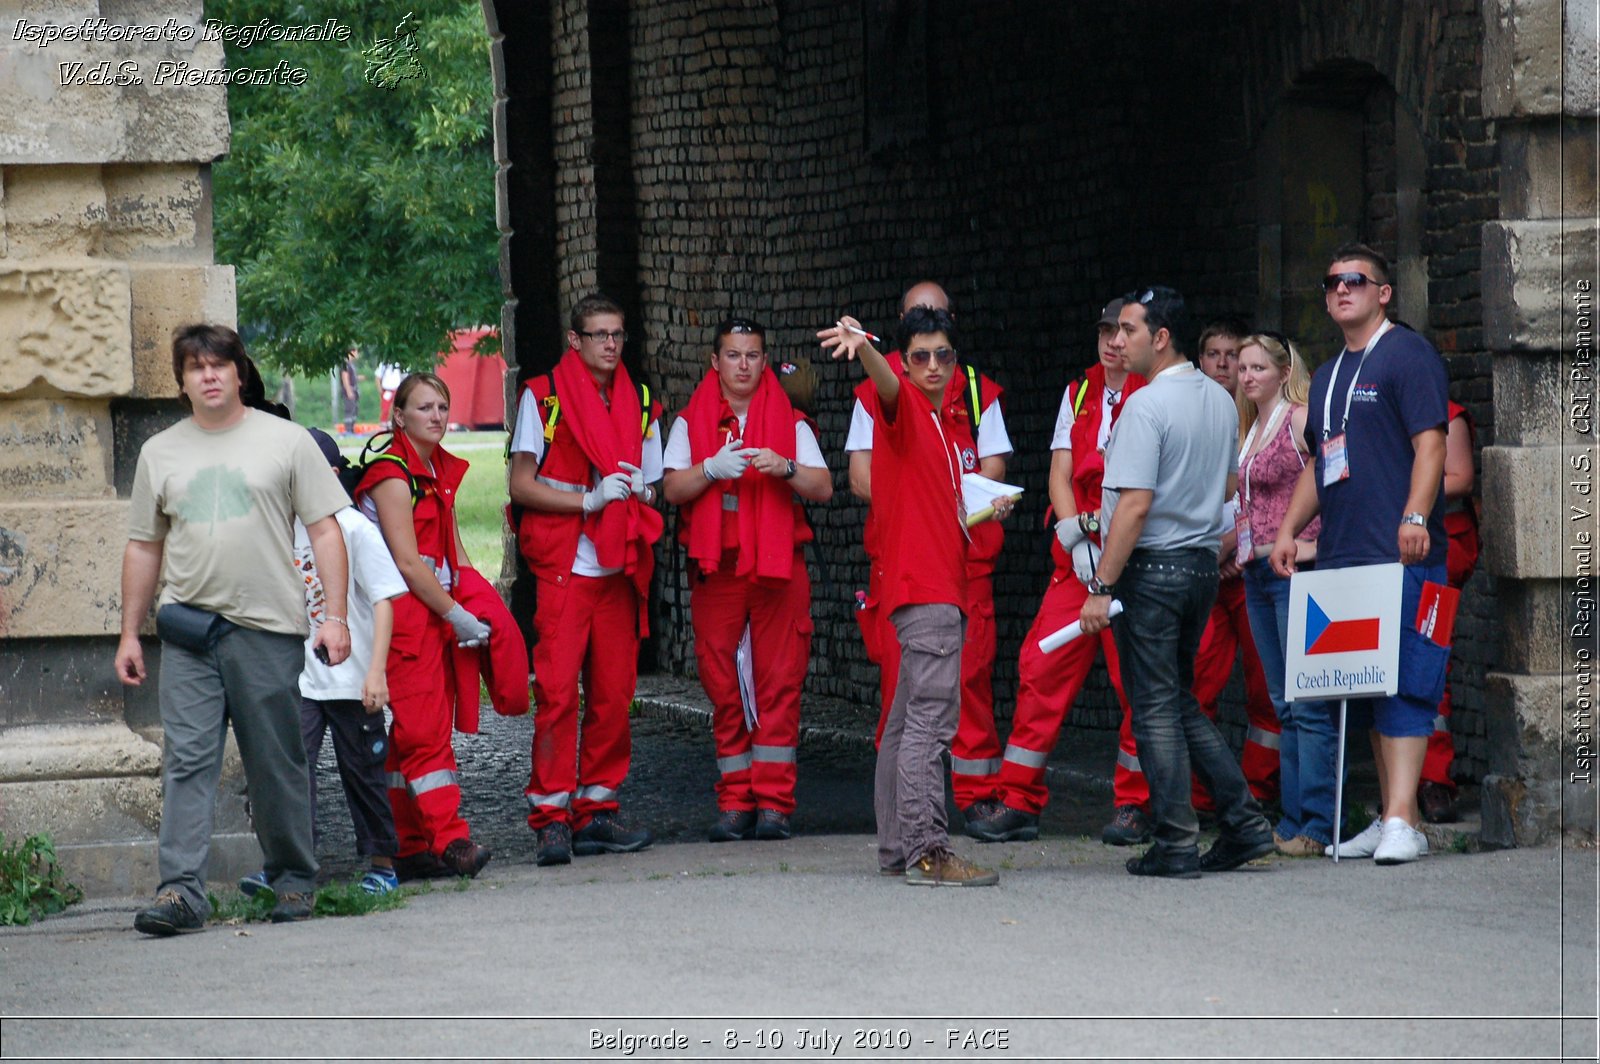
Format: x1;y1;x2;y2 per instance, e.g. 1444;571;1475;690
842;323;882;345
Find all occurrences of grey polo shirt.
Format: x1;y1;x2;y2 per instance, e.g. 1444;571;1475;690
1102;362;1237;552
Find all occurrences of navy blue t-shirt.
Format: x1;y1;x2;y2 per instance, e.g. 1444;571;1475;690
1304;323;1448;568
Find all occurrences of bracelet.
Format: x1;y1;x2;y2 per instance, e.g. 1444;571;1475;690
323;615;349;629
643;485;655;504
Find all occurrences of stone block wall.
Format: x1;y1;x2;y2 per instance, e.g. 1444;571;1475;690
0;2;244;894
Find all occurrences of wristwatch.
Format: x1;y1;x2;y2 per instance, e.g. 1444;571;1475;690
782;459;798;480
1400;512;1427;527
1078;511;1101;536
1086;576;1114;597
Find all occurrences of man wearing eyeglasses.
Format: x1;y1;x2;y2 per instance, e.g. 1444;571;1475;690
1269;243;1450;866
821;306;999;887
662;317;832;843
509;293;664;866
844;282;1014;828
969;298;1150;846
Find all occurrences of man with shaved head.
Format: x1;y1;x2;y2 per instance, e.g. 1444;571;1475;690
845;281;1015;829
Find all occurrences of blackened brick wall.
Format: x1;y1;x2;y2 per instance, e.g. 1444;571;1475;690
513;0;1497;779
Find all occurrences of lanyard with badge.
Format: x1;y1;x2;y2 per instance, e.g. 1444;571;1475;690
1233;399;1292;565
1319;319;1391;487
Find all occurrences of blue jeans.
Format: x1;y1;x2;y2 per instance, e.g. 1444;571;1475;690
1111;549;1271;859
1242;557;1338;845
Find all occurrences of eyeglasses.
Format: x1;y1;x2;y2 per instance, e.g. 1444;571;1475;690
1322;272;1378;292
724;319;763;335
907;347;957;367
578;329;628;344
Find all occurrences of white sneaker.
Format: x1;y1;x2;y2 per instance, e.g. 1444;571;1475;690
1372;817;1429;865
1324;818;1384;858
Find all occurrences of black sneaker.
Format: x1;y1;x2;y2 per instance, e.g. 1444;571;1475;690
1101;805;1153;846
753;809;792;841
536;823;572;866
1198;834;1277;873
1418;781;1459;824
134;890;204;936
269;892;314;923
709;809;756;843
394;850;448;882
441;838;492;878
573;812;653;855
1125;848;1201;880
965;804;1040;843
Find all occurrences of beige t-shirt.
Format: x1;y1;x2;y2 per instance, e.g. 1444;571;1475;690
128;409;350;636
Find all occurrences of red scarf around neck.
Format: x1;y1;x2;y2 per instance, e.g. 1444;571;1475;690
551;348;652;573
684;367;797;582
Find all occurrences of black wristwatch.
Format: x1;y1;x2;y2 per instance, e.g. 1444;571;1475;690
1087;576;1114;597
1078;511;1101;536
782;459;798;480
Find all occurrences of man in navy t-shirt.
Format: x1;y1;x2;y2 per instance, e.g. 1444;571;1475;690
1270;242;1450;866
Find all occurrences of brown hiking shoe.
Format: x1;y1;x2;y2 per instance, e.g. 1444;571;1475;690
904;848;999;887
440;837;492;878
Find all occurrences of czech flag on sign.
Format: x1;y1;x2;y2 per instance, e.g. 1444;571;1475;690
1304;595;1381;655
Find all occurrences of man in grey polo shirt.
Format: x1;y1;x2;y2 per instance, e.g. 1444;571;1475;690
1080;286;1274;879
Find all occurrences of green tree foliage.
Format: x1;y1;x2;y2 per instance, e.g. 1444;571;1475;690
212;2;500;374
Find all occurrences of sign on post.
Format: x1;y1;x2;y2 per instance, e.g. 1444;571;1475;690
1284;562;1403;702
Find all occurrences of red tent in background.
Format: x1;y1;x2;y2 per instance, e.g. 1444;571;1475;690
435;327;506;430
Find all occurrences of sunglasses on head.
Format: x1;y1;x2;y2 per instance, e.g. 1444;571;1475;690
906;347;957;367
1322;271;1380;292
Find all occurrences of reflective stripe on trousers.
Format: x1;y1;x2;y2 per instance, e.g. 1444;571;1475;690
1245;726;1281;751
1003;744;1048;770
951;755;1001;775
577;784;617;803
718;751;753;775
751;745;795;764
526;790;572;810
388;769;458;796
1117;748;1141;773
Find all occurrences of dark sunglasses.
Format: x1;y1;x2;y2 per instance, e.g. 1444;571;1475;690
1322;271;1379;292
907;347;957;367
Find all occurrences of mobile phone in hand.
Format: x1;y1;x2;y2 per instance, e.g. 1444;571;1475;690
315;644;331;666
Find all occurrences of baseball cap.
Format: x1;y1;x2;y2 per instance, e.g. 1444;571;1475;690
1097;298;1125;328
307;427;349;470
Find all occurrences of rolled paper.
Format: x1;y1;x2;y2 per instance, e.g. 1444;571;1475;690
1038;599;1124;652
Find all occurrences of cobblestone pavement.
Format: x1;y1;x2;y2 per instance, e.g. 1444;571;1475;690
305;674;1108;883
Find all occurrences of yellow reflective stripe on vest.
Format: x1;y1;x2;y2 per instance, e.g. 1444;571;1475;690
1072;380;1090;416
965;365;981;428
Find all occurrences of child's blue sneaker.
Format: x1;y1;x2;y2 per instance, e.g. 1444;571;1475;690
360;867;399;895
238;870;275;903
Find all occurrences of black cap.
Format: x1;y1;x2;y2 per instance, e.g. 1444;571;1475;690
307;427;348;469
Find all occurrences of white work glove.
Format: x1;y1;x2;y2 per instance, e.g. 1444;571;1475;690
442;603;491;648
1071;538;1099;587
1055;516;1087;553
618;460;648;499
582;471;633;514
702;438;758;481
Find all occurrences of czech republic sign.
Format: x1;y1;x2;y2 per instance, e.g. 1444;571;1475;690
1284;563;1403;701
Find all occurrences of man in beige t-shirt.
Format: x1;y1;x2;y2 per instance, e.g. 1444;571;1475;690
116;324;352;935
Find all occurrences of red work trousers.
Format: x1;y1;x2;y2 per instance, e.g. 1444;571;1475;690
872;574;1002;810
1190;575;1281;807
525;573;639;831
692;551;810;815
997;567;1143;815
1423;522;1480;788
386;595;470;859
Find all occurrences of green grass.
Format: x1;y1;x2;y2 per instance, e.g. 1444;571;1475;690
206;877;434;924
0;833;83;926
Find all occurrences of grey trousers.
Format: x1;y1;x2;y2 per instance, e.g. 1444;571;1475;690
875;603;965;870
156;627;318;913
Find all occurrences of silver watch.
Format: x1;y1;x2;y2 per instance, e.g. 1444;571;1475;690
1400;512;1427;527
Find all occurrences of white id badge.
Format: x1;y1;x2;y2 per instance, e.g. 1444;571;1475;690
1321;434;1350;486
1234;512;1252;567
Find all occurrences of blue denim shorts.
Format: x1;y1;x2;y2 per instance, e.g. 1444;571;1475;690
1348;563;1449;738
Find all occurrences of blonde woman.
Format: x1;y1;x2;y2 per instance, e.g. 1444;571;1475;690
1234;333;1333;857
